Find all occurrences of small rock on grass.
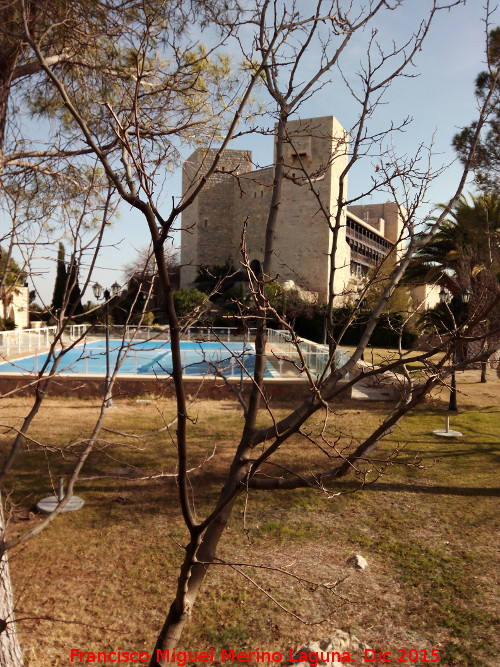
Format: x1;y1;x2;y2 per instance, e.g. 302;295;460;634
286;630;370;666
346;554;368;570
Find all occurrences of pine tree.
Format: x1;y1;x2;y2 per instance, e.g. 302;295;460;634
67;257;83;316
453;27;500;193
51;242;67;312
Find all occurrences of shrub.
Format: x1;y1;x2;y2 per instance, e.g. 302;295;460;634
0;317;16;331
173;288;206;317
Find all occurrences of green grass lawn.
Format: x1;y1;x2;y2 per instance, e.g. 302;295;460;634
1;372;499;666
343;345;446;370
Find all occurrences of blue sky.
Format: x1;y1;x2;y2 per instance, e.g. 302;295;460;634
25;1;494;305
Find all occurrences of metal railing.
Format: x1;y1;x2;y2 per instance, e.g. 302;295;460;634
348;248;376;266
0;324;90;355
347;227;390;252
267;329;349;377
85;325;256;343
0;326;57;355
1;325;347;379
3;344;260;378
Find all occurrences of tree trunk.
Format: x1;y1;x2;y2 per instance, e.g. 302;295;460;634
150;471;244;664
0;502;24;666
480;360;488;383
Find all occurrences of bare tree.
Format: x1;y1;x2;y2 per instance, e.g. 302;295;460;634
0;1;499;665
0;2;246;662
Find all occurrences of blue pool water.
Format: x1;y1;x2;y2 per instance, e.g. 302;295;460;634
0;340;278;378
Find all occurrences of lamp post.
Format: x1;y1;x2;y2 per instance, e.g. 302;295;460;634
439;286;471;412
92;281;120;408
357;291;368;361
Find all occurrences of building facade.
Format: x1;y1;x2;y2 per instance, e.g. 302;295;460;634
180;116;406;303
1;285;29;329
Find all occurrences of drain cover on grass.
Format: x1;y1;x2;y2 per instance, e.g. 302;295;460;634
36;495;85;513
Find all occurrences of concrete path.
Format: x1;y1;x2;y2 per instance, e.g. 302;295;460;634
351;383;393;401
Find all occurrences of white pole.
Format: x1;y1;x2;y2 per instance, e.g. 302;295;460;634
57;477;64;502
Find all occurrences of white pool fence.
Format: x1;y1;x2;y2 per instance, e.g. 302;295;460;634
0;325;348;377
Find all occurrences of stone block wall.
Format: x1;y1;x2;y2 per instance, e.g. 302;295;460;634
180;148;253;286
0;374;352;403
180;116;353;301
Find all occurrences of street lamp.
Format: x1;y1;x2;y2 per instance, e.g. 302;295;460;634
460;289;472;304
92;281;120;407
438;287;451;304
356;286;368;360
439;286;471;412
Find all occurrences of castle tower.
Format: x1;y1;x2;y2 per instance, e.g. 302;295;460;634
180;148;253;288
180;116;351;301
267;115;350;301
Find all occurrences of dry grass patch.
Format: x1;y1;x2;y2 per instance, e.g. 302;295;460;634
0;374;498;666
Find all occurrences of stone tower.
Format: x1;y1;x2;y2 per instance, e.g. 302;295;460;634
180;116;352;301
180;147;254;289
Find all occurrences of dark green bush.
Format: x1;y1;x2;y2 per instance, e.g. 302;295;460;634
0;317;16;331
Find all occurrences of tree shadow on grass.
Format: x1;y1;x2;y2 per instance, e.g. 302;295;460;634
392;439;500;460
329;479;500;496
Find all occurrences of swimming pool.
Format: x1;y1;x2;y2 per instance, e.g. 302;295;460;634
0;340;279;378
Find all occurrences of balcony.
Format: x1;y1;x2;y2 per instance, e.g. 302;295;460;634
346;227;389;253
349;249;374;266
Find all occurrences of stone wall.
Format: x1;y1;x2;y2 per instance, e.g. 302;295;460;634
0;374;352;403
180;148;253;286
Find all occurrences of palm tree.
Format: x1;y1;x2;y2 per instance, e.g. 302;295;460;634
406;193;500;382
406;192;500;288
